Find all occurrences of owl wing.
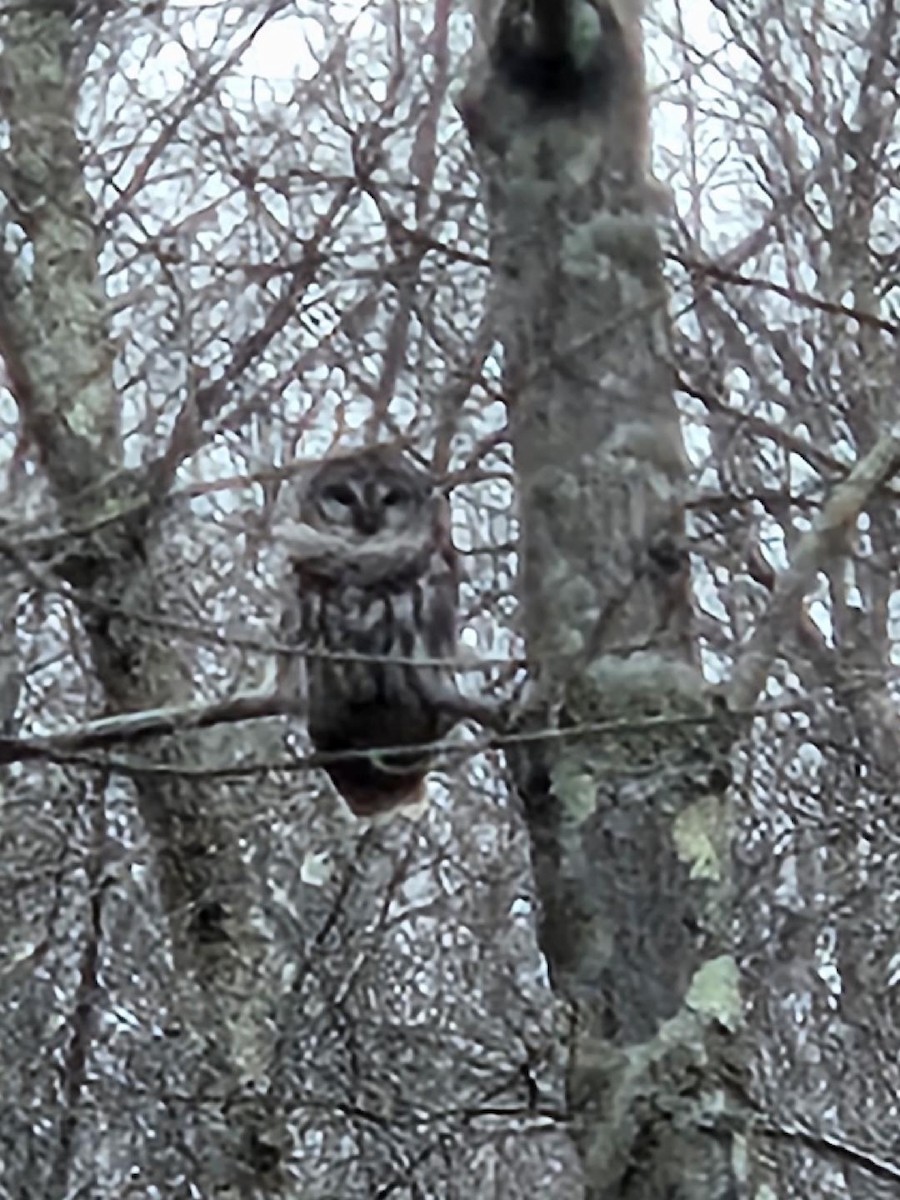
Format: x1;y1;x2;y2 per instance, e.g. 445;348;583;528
276;575;307;698
421;494;460;660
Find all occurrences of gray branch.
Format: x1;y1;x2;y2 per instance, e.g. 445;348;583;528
728;432;900;710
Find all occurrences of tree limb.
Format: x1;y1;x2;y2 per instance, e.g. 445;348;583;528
729;431;900;710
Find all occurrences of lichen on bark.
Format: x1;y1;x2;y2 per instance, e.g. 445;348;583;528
0;7;281;1186
462;2;744;1195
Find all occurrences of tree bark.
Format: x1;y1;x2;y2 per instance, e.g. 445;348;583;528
462;3;743;1195
0;9;279;1190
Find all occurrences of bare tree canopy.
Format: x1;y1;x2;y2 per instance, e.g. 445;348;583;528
1;1;899;1198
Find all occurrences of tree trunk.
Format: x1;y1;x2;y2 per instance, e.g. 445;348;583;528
462;4;742;1195
0;10;278;1190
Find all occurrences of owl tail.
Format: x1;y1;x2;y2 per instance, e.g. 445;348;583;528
325;757;429;819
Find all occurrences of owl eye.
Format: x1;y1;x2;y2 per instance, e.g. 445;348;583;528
383;488;408;507
323;483;356;506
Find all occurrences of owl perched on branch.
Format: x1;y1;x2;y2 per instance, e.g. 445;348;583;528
281;445;480;819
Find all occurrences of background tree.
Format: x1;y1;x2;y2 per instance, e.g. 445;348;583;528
671;5;900;1196
462;2;741;1196
0;1;899;1198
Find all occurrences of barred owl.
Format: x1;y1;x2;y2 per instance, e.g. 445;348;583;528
286;445;465;818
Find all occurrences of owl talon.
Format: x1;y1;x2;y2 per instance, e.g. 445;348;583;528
442;692;507;732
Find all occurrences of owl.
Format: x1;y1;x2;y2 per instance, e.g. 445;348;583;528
286;445;464;818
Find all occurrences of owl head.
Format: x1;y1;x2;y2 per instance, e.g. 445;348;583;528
301;445;437;541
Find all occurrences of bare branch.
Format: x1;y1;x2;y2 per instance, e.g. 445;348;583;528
759;1117;900;1186
729;431;900;709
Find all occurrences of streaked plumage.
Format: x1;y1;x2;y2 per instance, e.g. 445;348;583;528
290;446;461;817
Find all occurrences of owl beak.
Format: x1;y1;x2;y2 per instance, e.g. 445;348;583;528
357;512;382;536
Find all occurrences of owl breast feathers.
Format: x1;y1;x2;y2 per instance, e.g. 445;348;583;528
287;445;463;818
